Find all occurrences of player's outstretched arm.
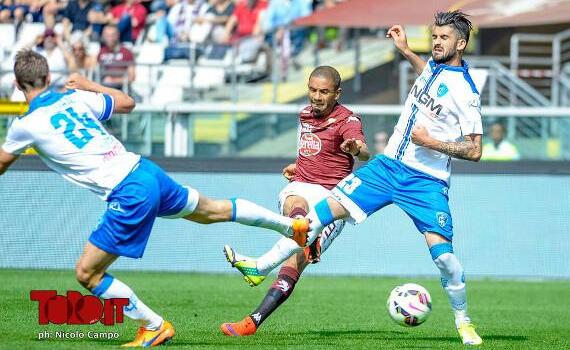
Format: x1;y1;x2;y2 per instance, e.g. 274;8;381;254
340;138;371;161
386;25;426;75
411;126;482;162
65;73;135;114
0;149;18;176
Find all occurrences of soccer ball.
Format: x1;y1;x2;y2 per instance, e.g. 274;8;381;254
386;283;432;327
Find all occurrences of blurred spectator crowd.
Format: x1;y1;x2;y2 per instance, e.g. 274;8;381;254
0;0;346;102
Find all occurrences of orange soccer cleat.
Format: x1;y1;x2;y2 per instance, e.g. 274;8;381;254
291;218;310;247
220;316;257;337
121;320;175;347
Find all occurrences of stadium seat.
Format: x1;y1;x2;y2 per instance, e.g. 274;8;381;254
136;42;165;65
148;64;192;104
0;24;16;52
189;22;213;44
16;23;45;49
198;43;268;82
198;44;233;68
132;64;157;102
0;25;15;92
0;73;14;98
159;65;192;88
150;84;183;105
53;22;64;35
10;87;25;102
193;66;225;91
0;48;15;97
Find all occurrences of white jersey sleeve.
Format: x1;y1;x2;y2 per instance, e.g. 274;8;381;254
73;90;115;122
457;93;483;136
2;119;34;155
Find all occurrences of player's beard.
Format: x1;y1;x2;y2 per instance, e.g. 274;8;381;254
432;47;457;64
311;102;329;118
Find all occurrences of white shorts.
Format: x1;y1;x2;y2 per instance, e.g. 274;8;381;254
278;181;345;256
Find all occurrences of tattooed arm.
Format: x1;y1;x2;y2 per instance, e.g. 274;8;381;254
411;125;482;162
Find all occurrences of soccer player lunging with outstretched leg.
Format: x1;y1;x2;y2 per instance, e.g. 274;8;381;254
221;66;370;336
0;50;309;347
225;11;483;346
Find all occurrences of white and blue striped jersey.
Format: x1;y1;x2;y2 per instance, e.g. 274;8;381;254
2;89;140;199
384;58;482;183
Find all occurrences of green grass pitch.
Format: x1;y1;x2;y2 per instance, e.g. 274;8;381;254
1;269;568;349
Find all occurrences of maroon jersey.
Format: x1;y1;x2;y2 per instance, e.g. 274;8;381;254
97;46;134;80
294;103;365;190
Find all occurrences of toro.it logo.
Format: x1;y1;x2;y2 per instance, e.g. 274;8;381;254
299;133;322;156
30;291;129;325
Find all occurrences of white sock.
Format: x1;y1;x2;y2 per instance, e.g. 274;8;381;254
256;237;302;274
433;252;470;326
254;207;327;274
91;274;163;330
233;199;293;236
306;208;325;245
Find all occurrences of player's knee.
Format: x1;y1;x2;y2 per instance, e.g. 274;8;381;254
433;252;463;277
75;264;100;290
284;197;308;216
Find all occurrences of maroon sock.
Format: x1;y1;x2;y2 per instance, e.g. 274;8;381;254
289;207;307;219
249;266;300;327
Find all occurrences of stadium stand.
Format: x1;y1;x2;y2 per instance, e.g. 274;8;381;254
1;0;570;159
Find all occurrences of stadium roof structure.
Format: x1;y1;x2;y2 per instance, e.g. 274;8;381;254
295;0;570;28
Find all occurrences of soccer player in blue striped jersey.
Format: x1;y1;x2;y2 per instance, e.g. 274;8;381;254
0;50;309;347
229;11;483;345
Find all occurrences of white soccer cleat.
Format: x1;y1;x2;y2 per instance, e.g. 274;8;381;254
457;321;482;345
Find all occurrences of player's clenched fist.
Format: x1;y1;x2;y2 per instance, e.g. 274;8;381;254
340;138;360;156
65;73;94;91
282;163;296;181
386;25;410;54
411;125;432;147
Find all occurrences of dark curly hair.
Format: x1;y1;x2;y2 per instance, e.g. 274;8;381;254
434;10;473;44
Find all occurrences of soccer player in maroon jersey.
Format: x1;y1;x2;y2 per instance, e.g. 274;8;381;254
221;66;370;336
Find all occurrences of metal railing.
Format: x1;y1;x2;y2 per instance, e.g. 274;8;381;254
399;57;549;106
552;29;570;106
510;33;554;101
1;104;570;159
